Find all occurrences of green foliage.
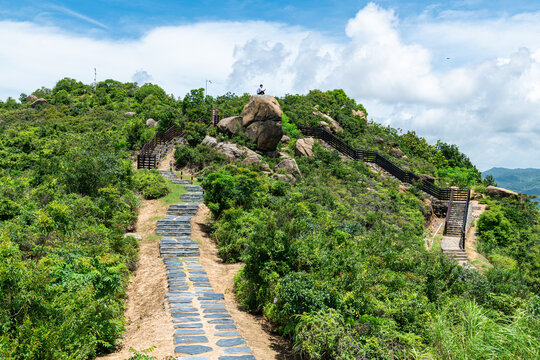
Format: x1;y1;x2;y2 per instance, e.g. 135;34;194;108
281;113;300;138
477;197;540;293
436;166;481;188
174;144;226;170
0;77;165;358
134;169;171;199
183;121;208;147
432;298;540;359
127;347;157;360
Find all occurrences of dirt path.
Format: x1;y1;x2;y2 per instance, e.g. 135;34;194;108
465;200;492;271
98;196;175;360
191;204;294;360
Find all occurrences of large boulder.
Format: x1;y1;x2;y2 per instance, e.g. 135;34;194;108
217;116;243;136
390;148;404;158
124;111;136;117
485;186;518;199
146;118;158;127
295;137;315;158
314;111;343;132
418;174;435;183
242;95;283;151
202;135;218;147
352;109;367;119
274;158;301;177
30;98;48;107
214;142;260;161
26;94;38;103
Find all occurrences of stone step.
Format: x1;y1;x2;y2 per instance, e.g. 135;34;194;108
185;185;203;192
168;204;199;209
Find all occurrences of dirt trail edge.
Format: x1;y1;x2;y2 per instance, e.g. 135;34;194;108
191;204;294;360
98;197;175;360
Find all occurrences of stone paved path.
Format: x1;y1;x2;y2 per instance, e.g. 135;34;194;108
159;177;256;360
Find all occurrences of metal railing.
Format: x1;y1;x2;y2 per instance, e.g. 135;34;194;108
459;189;471;249
300;127;469;201
137;124;183;169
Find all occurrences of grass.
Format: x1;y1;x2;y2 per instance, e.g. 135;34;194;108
431;235;443;253
149;215;164;221
145;233;161;243
162;183;187;205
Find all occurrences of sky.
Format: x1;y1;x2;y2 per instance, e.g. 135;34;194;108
1;1;539;171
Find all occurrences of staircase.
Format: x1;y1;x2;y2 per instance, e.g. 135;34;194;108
167;203;199;216
445;201;466;236
180;191;204;203
156;216;192;237
159;236;200;257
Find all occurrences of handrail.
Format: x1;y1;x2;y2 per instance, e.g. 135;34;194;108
459;189;471;249
137;124;183;169
300;126;469;201
444;189;454;235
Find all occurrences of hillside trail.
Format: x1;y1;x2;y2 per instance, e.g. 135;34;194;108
465;200;492;271
100;146;291;359
191;204;293;359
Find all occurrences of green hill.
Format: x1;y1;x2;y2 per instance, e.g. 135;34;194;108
0;79;538;359
484;167;540;200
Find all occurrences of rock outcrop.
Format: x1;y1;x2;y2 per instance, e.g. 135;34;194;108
202;135;260;161
242;95;283;151
314;111;343;133
295;137;315;158
419;174;435;183
274;158;301;177
201;135;218;147
30;98;48;107
124;111;136;117
146;118;158;127
216;95;284;151
26;94;38;103
217;116;243;136
485;186;518;199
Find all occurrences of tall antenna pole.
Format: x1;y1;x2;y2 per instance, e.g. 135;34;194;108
94;68;97;86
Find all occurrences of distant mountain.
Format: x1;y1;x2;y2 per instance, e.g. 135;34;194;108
483;167;540;200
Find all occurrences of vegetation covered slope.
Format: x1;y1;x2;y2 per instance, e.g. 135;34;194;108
194;90;538;359
0;79;175;358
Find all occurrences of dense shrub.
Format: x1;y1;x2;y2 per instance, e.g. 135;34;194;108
133;169;171;199
174;144;226;170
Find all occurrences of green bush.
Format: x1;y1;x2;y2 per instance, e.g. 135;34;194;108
133;169;171;199
174;144;226;170
184;121;207;146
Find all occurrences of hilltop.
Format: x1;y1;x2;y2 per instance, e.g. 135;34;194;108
0;79;538;359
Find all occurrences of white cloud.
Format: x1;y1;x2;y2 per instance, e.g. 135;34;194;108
0;3;539;170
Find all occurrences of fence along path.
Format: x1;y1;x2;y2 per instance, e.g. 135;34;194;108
300;127;471;250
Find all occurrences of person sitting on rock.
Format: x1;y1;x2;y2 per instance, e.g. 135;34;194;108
257;84;265;95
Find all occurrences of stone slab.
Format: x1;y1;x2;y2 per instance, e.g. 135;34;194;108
175;345;213;355
223;347;253;354
174;335;209;344
215;331;241;337
175;329;205;335
216;338;246;347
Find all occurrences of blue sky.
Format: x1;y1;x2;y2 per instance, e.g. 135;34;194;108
2;0;538;39
1;1;540;170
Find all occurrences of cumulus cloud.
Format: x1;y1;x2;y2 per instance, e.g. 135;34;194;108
0;3;539;170
132;69;153;84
